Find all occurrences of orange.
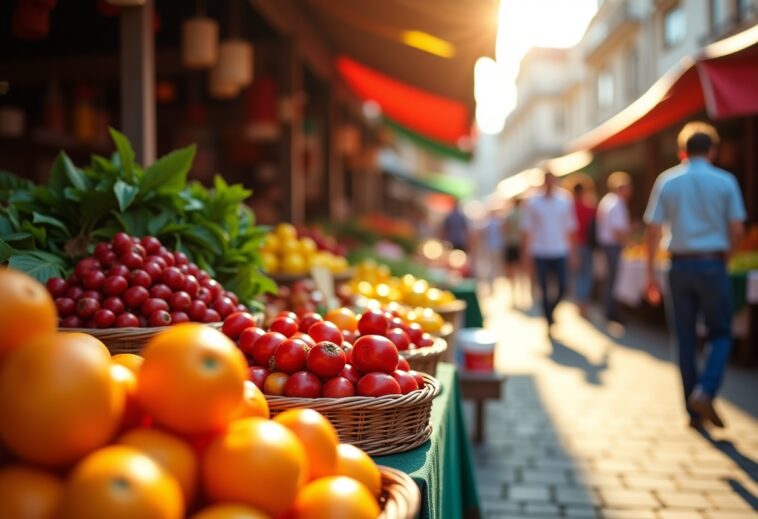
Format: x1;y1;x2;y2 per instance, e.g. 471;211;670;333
110;364;144;431
190;504;271;519
274;409;339;480
202;417;307;517
137;324;247;434
262;371;288;396
0;464;64;519
290;476;380;519
0;332;124;466
111;353;143;375
58;445;183;519
233;380;270;419
335;443;382;497
324;307;358;332
274;223;297;241
117;428;198;505
0;268;57;361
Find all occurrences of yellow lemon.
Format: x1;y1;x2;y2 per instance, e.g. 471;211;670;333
279;238;301;256
263;233;280;253
425;288;443;307
262;252;278;273
437;290;456;305
280;253;307;275
299;237;318;258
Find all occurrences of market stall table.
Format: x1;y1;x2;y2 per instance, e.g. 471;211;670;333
374;363;480;519
447;279;483;328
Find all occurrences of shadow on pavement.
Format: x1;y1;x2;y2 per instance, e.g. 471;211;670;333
547;336;609;386
699;432;758;511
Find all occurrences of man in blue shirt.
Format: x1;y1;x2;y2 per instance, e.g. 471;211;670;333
644;122;746;429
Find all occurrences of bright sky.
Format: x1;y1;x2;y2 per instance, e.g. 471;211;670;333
475;0;598;134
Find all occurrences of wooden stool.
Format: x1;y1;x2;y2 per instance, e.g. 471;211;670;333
459;371;507;444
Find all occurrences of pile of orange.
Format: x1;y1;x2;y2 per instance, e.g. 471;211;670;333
0;268;383;518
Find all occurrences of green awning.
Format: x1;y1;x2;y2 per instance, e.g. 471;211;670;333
385;169;475;200
383;118;473;162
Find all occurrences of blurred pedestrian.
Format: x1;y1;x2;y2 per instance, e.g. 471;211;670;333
482;207;504;292
520;171;578;328
644;122;746;429
597;171;632;323
503;197;526;306
572;178;597;318
442;199;469;252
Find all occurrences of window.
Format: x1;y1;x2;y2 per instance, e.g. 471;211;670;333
663;3;686;48
737;0;753;21
597;69;614;109
625;47;638;100
710;0;723;32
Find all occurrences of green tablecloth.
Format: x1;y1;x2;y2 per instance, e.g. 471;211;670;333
449;279;483;328
374;363;480;519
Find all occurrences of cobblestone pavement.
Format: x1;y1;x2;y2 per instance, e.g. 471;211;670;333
470;279;758;519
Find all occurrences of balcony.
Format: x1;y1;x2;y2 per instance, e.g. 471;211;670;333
584;1;645;62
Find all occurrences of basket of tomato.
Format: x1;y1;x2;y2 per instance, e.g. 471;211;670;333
46;233;258;355
379;467;421;519
399;337;448;376
223;307;443;456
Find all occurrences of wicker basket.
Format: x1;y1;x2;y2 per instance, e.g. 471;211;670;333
400;338;447;376
66;321;228;355
266;372;440;456
378;466;421;519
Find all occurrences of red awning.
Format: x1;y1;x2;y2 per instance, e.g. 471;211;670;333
337;56;471;146
571;25;758;152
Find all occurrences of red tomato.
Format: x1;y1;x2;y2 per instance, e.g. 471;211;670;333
263;372;289;396
308;321;343;346
417;332;435;348
385;327;411;351
247;366;270;389
306;342;346;379
277;311;298;321
341;329;358;344
352;335;399;374
340;342;353;364
290;332;316;349
356;373;402;397
270;316;299;338
222;311;257;340
357;309;389;336
283;371;321;398
252;331;286;367
405;323;424;345
391;370;419;394
322;377;356;398
408;370;425;389
397;356;410;372
340;365;361;385
273;338;309;374
298;312;323;333
388;316;405;330
238;327;265;356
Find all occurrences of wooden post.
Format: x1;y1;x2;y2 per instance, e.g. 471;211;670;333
119;0;156;165
328;90;345;222
279;39;305;225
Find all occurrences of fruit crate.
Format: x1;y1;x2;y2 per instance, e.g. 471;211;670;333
400;337;447;376
266;372;441;456
378;466;421;519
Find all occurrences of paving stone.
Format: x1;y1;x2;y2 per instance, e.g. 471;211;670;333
506;484;551;502
524;502;561;516
565;505;600;518
602;509;657;519
600;489;659;508
556;486;601;506
674;477;733;492
655;491;711;509
657;510;704;519
482;501;521;514
704;491;753;511
624;475;677;491
522;469;571;485
704;512;758;519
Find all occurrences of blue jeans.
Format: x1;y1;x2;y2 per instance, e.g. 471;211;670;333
601;245;622;321
667;258;733;418
573;245;593;303
534;256;567;325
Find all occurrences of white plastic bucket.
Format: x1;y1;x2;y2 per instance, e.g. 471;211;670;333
457;328;496;372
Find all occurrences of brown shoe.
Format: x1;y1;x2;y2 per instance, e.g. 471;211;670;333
688;417;705;430
688;390;725;428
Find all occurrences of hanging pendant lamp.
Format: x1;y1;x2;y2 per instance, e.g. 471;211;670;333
215;38;254;87
209;63;241;99
182;16;218;69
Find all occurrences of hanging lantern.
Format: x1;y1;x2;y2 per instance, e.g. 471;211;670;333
0;107;25;138
215;39;253;88
338;124;361;157
208;64;240;100
182;16;218;69
244;75;279;141
105;0;146;6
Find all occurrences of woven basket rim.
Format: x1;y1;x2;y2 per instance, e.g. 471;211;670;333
266;372;440;407
400;337;447;360
434;298;467;313
378;465;421;519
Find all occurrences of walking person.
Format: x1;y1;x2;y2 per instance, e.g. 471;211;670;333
442;199;469;252
644;122;746;429
572;179;597;318
597;172;633;323
520;171;578;328
482;207;504;293
503;198;525;306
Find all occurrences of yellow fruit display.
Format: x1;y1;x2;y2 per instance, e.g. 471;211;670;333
262;225;350;275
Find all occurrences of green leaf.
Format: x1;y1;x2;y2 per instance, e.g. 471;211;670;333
0;238;13;262
180;225;224;256
112;207;151;237
147;211;172;235
62;153;90;190
32;212;71;237
21;221;46;245
8;251;66;283
0;170;33;201
80;191;116;232
0;232;32;242
109;128;136;182
113;180;139;212
140;145;196;197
